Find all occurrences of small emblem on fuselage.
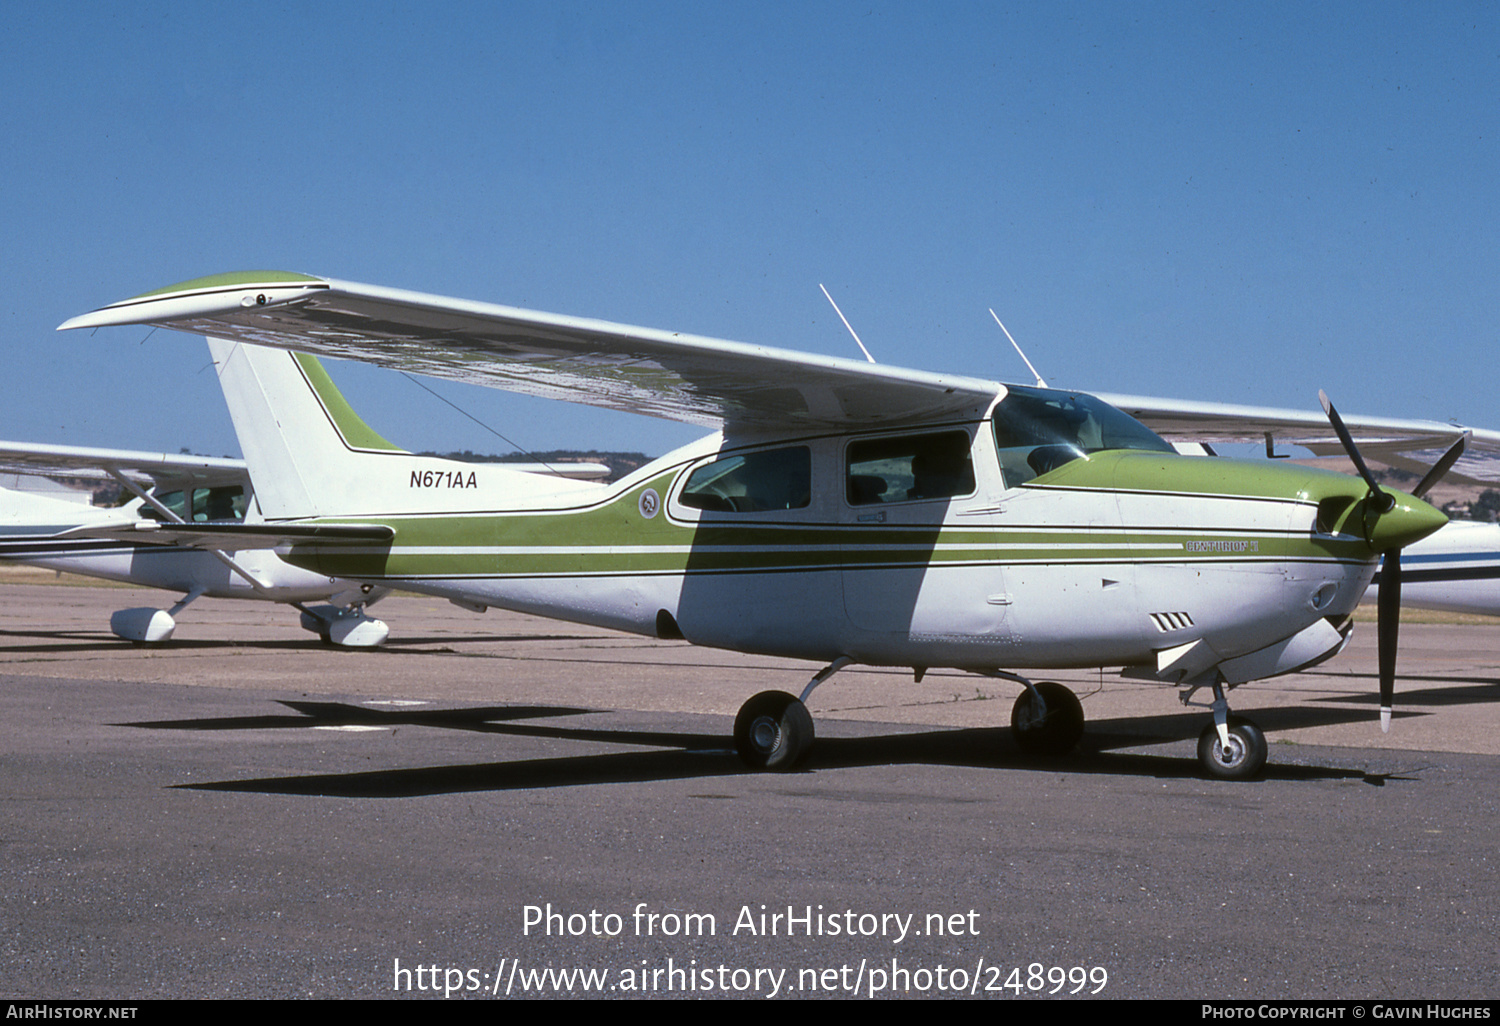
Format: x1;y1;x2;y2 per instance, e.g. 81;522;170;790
639;488;661;519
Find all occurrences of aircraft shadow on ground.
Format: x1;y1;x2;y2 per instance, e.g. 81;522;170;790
1312;674;1500;707
118;698;1409;798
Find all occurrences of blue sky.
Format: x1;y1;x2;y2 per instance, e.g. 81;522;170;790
3;2;1496;460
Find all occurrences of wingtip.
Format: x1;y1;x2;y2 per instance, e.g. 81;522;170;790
58;272;330;333
57;310;110;332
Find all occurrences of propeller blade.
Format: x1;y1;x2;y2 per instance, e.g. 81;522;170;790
1320;389;1413;732
1412;432;1469;499
1377;548;1401;732
1318;390;1395;512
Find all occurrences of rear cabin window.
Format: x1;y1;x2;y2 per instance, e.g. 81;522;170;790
845;431;976;506
678;446;811;513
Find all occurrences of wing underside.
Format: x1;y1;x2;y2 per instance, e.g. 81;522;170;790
61;272;1004;434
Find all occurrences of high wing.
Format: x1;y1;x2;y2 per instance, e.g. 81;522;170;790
1094;392;1500;487
0;439;247;490
59;272;1004;433
60;271;1500;482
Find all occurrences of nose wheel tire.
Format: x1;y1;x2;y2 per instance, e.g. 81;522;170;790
1010;681;1084;757
1197;717;1268;780
734;690;814;771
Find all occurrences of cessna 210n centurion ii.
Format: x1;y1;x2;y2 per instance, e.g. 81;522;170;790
62;272;1479;778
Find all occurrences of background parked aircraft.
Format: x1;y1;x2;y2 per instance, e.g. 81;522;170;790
1368;519;1500;618
0;441;394;645
0;413;608;645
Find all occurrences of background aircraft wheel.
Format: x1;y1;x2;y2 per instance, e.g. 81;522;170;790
1197;717;1268;780
1010;681;1084;757
734;690;814;771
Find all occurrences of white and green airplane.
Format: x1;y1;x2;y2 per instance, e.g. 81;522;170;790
61;272;1492;779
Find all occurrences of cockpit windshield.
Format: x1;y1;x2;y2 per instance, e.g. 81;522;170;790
992;385;1174;487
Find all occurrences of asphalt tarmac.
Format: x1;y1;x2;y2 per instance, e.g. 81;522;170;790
1;580;1497;1000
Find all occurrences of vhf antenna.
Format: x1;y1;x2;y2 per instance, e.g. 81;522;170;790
989;309;1048;388
820;284;876;363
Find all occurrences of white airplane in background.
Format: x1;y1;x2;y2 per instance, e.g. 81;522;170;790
60;272;1500;779
0;408;607;646
0;440;395;645
1368;519;1500;617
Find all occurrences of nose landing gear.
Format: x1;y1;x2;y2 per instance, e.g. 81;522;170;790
1182;682;1268;780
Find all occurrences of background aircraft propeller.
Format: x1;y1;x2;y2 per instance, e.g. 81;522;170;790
1319;391;1466;732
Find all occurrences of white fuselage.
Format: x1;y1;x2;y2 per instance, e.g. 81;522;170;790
313;426;1386;681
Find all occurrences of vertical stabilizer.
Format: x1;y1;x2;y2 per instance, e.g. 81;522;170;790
208;339;596;519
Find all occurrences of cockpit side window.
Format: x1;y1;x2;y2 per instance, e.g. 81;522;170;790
199;485;246;522
679;446;811;513
145;490;188;522
992;386;1174;487
845;431;975;506
141;485;247;523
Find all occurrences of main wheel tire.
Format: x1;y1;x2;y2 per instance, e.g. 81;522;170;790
734;690;814;771
1197;717;1268;780
1010;681;1084;757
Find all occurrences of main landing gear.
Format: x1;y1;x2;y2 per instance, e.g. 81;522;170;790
731;657;849;772
1009;680;1085;757
733;691;814;770
976;670;1087;758
728;662;1266;780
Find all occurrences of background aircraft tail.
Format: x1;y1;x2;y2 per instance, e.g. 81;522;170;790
208;338;598;520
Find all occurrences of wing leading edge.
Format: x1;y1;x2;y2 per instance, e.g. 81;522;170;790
61;272;1005;434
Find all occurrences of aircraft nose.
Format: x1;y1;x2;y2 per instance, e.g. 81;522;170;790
1365;490;1448;553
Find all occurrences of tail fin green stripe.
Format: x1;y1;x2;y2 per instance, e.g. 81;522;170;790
292;352;402;453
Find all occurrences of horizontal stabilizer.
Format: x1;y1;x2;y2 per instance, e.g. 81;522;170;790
58;519;394;550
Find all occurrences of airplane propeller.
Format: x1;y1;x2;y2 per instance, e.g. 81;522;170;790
1318;391;1466;732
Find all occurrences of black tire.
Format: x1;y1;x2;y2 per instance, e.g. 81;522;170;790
734;690;814;771
1010;681;1084;757
1197;717;1268;781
